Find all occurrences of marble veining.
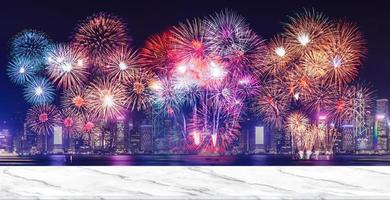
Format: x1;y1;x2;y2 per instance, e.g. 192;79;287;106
1;166;390;199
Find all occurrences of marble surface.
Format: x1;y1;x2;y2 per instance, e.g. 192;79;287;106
1;166;390;199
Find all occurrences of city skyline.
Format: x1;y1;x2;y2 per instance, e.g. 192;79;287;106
1;0;390;123
1;0;390;163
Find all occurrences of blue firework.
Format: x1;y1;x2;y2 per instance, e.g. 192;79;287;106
11;29;51;66
24;77;55;105
7;57;37;85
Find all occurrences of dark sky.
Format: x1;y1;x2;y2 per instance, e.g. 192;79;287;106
0;0;389;123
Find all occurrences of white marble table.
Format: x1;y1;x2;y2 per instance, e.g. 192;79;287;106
1;166;390;199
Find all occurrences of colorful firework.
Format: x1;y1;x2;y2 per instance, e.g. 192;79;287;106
86;78;127;120
284;9;333;53
26;104;61;135
45;44;89;89
171;18;208;61
264;35;295;76
188;101;240;153
324;21;366;85
11;29;51;66
24;77;55;105
255;80;290;129
150;77;185;115
104;46;139;82
61;86;90;115
73;13;130;67
140;31;176;74
61;108;82;133
303;81;336;114
123;69;157;111
205;10;266;73
7;57;36;85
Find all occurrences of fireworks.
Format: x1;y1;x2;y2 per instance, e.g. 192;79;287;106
205;10;266;73
264;35;295;76
5;9;374;155
73;13;130;67
324;21;366;85
61;86;90;115
284;9;333;53
45;44;89;89
255;80;290;129
26;104;61;135
150;77;185;115
124;69;157;111
86;78;127;120
140;31;176;74
24;77;55;105
61;108;81;133
171;18;207;61
7;57;36;85
105;46;139;82
11;29;51;66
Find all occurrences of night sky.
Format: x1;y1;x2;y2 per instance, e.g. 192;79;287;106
0;0;389;126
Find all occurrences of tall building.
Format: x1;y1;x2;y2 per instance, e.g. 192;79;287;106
139;121;153;154
0;128;12;153
374;99;388;151
354;90;372;150
115;116;127;153
341;124;354;153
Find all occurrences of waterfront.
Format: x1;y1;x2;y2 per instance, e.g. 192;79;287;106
2;154;390;166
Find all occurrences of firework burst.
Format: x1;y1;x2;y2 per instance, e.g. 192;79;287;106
11;29;51;66
73;13;130;67
140;31;176;74
24;77;55;105
255;80;290;129
205;10;266;73
284;9;333;53
264;35;295;76
26;104;61;135
123;69;157;111
150;77;185;115
61;86;90;115
104;46;139;82
324;21;366;85
86;78;127;120
45;44;89;89
171;18;208;61
7;57;37;85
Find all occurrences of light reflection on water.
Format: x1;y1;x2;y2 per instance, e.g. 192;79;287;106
1;154;390;166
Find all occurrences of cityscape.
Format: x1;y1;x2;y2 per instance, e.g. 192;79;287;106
1;1;390;166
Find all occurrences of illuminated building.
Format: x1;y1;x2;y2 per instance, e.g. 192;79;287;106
0;128;12;153
115;116;127;153
341;124;354;153
374;99;388;151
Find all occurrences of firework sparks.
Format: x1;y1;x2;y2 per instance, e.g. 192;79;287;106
24;77;55;105
7;57;36;85
324;21;366;85
284;9;333;53
140;31;176;74
86;78;127;120
205;10;266;73
11;29;51;66
171;18;208;61
45;44;89;89
264;35;295;76
105;46;139;82
123;69;157;111
255;80;290;129
150;77;185;115
73;13;130;67
26;104;61;135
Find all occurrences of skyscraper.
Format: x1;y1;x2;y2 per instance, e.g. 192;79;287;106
374;99;388;152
